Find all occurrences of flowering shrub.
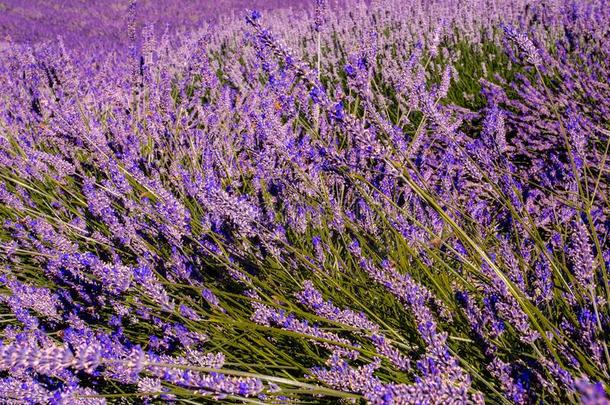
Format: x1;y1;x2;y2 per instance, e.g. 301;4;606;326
0;0;609;403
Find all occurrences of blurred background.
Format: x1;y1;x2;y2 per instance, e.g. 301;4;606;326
0;0;317;45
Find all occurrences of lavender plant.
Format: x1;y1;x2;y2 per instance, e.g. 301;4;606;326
0;0;608;403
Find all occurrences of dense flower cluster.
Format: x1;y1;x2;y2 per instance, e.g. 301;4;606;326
0;0;609;403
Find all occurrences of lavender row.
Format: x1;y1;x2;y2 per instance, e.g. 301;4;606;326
0;0;609;403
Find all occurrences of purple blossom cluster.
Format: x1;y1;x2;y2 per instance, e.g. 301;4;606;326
0;0;609;403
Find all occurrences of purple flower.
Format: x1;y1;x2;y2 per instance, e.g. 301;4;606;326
248;10;262;22
310;87;323;104
344;64;356;77
503;25;541;66
568;219;596;292
576;379;609;404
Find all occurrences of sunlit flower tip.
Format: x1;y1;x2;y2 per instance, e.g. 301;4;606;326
502;25;541;66
314;0;327;32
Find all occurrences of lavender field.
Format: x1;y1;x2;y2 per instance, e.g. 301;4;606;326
0;0;609;403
